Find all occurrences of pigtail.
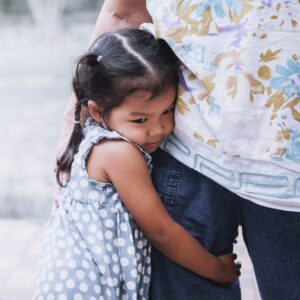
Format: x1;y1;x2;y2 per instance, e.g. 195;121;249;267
56;102;84;186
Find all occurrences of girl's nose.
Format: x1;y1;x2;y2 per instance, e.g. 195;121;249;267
149;123;163;136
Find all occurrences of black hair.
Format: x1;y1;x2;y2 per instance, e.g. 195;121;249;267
56;28;179;186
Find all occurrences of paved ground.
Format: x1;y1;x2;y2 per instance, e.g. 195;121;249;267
0;219;260;300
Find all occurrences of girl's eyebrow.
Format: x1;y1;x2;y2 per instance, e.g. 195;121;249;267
129;112;148;116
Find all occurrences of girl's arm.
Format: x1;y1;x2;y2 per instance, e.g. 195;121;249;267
87;141;241;284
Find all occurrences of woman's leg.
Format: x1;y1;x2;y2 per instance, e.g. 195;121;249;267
241;199;300;300
150;149;241;300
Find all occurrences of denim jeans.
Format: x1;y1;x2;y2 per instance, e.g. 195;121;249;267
150;149;300;300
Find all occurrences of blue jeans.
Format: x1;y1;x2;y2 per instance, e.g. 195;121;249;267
150;149;300;300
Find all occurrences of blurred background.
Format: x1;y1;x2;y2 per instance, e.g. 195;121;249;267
0;1;260;299
0;1;104;299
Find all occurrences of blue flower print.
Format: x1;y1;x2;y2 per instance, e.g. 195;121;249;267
270;59;300;98
196;0;243;18
285;130;300;161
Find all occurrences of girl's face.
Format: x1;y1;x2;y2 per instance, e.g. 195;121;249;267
106;86;177;153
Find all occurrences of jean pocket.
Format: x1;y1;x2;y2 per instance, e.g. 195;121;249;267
152;163;184;206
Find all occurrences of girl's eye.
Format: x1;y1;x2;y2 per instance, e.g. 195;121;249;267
131;118;147;124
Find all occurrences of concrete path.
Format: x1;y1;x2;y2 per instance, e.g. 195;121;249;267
0;219;260;300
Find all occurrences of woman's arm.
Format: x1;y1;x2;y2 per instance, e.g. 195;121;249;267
87;141;241;284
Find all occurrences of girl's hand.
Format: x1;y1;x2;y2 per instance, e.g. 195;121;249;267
213;253;241;284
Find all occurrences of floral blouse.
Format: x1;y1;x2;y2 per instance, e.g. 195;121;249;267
145;0;300;211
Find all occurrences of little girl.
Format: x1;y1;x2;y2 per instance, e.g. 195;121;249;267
33;28;240;300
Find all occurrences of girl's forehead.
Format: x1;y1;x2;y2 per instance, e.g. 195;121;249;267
117;87;177;113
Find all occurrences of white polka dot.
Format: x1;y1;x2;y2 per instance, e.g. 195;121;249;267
79;283;88;292
88;191;98;200
112;265;119;273
94;285;101;294
120;257;129;266
116;288;120;297
74;190;82;200
82;260;90;269
105;230;113;239
105;219;114;228
106;244;112;252
100;276;107;285
120;223;128;232
130;269;137;278
117;237;126;247
137;240;144;249
89;297;97;300
144;275;150;283
127;246;135;255
74;293;83;300
93;246;102;254
76;270;85;280
127;281;136;290
46;294;54;300
82;213;90;223
112;193;118;200
59;270;68;280
88;224;97;233
98;265;106;273
66;279;75;288
104;255;111;264
89;271;97;281
106;288;112;297
79;240;87;249
55;283;63;292
112;277;118;287
106;277;113;287
67;259;76;269
99;209;107;218
80;179;88;188
112;253;119;262
134;230;139;239
84;251;92;260
110;206;117;213
136;253;141;261
58;295;67;300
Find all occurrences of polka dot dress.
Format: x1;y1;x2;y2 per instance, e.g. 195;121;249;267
33;120;152;300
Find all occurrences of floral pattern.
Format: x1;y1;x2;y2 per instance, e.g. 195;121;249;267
146;0;300;208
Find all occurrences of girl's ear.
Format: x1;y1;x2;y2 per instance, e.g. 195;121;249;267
87;100;103;123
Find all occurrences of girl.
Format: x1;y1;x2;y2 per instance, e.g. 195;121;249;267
33;28;240;300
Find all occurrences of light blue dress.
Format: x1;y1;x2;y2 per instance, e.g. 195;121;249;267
33;119;152;300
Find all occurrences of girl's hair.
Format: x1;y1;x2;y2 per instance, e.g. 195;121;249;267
56;28;179;186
